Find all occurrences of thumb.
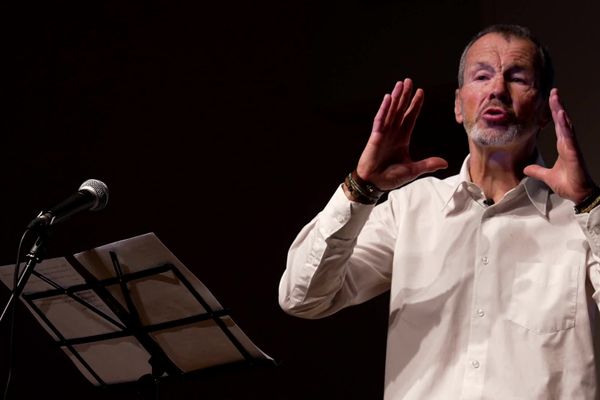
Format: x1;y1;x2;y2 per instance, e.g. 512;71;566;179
407;157;449;179
523;164;550;183
414;157;449;174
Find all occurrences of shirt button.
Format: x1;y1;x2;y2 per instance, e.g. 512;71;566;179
336;215;345;223
477;309;485;318
593;226;600;235
472;360;480;369
481;256;488;265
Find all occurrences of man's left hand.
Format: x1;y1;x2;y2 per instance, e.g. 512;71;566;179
523;88;597;204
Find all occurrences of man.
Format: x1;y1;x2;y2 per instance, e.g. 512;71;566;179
279;24;600;399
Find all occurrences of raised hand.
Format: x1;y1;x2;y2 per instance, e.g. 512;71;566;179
356;79;448;191
523;88;596;204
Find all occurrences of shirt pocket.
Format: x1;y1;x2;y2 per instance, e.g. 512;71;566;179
506;261;579;334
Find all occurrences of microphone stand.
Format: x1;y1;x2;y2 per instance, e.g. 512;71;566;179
0;229;47;325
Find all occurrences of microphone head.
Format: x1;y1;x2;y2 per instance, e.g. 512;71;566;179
79;179;109;211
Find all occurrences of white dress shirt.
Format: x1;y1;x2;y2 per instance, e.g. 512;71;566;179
279;156;600;399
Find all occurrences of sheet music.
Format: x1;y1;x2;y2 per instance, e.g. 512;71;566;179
0;232;273;385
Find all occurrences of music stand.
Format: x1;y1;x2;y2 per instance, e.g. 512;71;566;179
0;233;274;392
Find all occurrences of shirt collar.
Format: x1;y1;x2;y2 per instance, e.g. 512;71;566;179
442;153;549;216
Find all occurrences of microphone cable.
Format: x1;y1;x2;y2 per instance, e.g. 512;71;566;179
3;228;34;400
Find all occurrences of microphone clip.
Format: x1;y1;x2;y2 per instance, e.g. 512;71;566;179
27;211;55;230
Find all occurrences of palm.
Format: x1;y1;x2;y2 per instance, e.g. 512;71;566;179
357;79;448;191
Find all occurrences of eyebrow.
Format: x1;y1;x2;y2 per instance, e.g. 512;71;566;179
504;65;531;75
469;62;532;75
470;62;494;73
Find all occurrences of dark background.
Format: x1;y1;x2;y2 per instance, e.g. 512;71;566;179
1;1;599;399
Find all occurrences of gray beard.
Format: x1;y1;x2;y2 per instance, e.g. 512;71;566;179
467;124;521;147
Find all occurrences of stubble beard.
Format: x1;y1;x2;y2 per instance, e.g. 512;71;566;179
466;123;521;147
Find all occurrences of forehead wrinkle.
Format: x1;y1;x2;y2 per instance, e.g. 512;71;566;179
466;38;537;73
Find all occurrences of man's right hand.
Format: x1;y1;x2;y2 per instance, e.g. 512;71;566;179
355;78;448;191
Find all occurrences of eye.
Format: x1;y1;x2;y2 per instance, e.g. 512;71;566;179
475;74;489;81
507;73;531;84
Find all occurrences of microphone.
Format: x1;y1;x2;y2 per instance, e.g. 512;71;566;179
27;179;109;229
483;198;495;206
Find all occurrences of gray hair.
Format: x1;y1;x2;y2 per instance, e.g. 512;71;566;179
457;24;554;99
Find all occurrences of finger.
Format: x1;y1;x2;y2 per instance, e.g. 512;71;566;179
385;81;404;127
379;157;448;189
548;91;584;164
548;88;561;121
549;89;575;142
392;78;413;129
372;93;392;134
401;88;425;142
558;110;575;140
405;156;449;178
523;164;551;183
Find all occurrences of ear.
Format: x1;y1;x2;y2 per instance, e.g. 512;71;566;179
454;88;463;124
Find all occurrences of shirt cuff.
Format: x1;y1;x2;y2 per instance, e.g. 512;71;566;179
576;205;600;255
319;184;376;240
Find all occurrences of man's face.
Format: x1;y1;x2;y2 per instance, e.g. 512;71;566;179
454;33;548;147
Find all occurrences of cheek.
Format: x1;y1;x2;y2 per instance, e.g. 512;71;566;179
460;98;479;121
456;87;485;123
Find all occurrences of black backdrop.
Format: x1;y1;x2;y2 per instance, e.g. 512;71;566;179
1;1;599;399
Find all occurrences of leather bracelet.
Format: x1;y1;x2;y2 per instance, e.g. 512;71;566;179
574;186;600;214
343;170;385;205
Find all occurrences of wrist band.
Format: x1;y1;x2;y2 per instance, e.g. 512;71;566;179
344;170;385;205
574;186;600;214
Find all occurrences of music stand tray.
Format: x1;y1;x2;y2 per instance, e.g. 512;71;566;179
0;232;274;386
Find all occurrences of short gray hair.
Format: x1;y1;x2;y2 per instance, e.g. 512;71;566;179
457;24;554;99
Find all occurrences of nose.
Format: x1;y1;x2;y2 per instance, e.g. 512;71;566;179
489;76;510;104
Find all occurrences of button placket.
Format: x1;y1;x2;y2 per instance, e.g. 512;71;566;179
459;208;493;398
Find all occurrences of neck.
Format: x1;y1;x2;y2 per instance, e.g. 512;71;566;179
468;140;537;204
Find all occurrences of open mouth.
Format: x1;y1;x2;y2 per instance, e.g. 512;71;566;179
481;107;510;123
